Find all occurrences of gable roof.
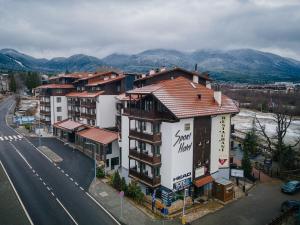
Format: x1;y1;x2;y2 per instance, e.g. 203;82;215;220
77;127;118;145
134;67;212;82
35;84;74;89
128;77;239;118
53;119;86;131
66;91;104;98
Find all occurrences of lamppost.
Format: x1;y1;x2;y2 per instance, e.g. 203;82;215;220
182;188;188;224
86;142;96;179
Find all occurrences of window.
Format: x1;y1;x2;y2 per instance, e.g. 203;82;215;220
106;143;112;154
106;159;109;167
57;97;61;103
111;157;119;169
57;107;62;112
57;116;62;121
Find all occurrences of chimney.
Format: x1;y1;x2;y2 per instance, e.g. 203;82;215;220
194;64;198;72
214;91;222;106
149;69;155;75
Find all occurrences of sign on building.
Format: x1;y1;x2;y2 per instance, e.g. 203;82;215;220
231;169;244;178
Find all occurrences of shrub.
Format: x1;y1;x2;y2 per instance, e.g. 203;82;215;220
121;177;127;193
126;180;144;204
112;171;121;191
96;167;105;178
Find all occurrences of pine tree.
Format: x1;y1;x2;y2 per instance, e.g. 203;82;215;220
242;149;252;177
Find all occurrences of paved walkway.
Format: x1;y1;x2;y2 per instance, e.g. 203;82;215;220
89;179;181;225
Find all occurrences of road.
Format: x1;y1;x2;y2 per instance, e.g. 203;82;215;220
193;180;300;225
0;96;119;225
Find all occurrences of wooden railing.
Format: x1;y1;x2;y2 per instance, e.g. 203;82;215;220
129;148;161;165
129;130;161;143
129;168;161;187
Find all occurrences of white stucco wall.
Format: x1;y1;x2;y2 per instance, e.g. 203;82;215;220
210;114;231;176
105;140;120;171
121;115;129;169
96;95;117;128
50;96;68;125
160;118;194;191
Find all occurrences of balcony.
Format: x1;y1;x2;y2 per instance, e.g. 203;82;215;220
40;110;50;115
129;148;161;165
129;129;161;143
40;101;50;106
124;108;174;121
81;102;96;108
129;168;161;187
81;113;96;119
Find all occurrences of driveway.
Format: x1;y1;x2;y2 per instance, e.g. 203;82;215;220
192;179;300;225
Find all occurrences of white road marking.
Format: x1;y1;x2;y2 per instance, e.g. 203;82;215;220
13;135;18;140
0;137;4;141
39;177;42;181
4;136;8;140
17;135;22;139
56;198;79;225
8;136;13;140
79;187;84;191
43;182;46;186
61;170;65;173
65;174;69;177
86;192;120;225
32;170;35;173
9;143;32;169
75;182;78;186
51;192;55;197
70;178;73;181
47;186;51;191
0;160;34;225
57;166;61;170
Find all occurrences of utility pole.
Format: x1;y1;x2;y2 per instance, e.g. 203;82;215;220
182;188;188;224
39;114;41;147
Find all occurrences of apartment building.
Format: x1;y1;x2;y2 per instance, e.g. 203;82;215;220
36;71;125;130
120;76;239;203
38;84;75;129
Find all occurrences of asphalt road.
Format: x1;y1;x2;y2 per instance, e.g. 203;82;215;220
192;179;300;225
0;96;119;225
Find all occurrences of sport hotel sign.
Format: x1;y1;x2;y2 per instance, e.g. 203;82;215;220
171;121;193;191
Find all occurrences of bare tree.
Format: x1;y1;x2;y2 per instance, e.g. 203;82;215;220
256;105;300;169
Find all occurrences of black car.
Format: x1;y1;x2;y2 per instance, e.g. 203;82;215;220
281;200;300;213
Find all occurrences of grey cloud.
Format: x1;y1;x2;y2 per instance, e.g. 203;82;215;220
0;0;299;59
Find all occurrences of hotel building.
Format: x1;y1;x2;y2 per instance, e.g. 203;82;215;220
120;76;239;203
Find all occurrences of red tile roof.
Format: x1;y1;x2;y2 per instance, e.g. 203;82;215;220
66;91;104;98
127;77;239;118
53;119;86;131
85;75;125;87
77;128;118;145
135;67;212;82
75;71;119;82
35;84;74;89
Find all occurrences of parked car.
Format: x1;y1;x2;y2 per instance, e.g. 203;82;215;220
281;181;300;194
281;200;300;212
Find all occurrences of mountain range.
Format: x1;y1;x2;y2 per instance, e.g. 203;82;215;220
1;48;300;83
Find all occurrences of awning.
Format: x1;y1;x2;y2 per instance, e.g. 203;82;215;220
193;175;214;188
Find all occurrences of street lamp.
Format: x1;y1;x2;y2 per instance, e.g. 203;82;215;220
86;142;96;179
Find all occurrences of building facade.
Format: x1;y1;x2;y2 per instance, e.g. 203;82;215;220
120;76;239;203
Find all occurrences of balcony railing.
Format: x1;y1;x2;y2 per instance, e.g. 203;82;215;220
40;101;50;106
129;148;161;165
40;110;51;115
129;129;161;143
124;108;173;121
81;113;96;119
81;103;96;108
129;168;161;187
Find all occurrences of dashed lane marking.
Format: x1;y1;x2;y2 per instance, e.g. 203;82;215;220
56;198;79;225
79;187;84;191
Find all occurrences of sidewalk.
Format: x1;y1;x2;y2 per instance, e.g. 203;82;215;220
89;179;181;225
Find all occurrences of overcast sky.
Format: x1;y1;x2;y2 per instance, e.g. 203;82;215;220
0;0;299;60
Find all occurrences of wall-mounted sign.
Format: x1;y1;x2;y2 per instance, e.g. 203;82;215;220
218;115;229;168
173;172;191;182
231;169;244;178
195;167;205;178
173;130;192;153
173;178;192;191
